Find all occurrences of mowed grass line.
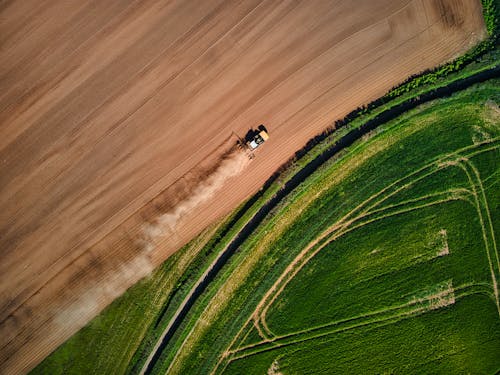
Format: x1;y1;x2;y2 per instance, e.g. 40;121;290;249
458;159;500;300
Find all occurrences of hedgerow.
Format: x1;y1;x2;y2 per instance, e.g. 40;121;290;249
383;0;499;99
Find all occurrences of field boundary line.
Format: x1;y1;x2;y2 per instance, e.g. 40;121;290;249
463;160;499;271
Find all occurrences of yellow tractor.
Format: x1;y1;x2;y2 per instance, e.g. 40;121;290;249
248;129;269;150
236;125;269;159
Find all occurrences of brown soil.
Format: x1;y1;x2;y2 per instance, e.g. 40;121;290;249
0;0;485;372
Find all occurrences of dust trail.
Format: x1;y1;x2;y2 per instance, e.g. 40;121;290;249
142;148;251;251
54;254;153;330
54;148;249;332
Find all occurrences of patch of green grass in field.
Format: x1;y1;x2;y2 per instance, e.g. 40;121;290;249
165;80;499;374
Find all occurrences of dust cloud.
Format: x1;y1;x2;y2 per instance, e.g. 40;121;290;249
142;148;251;252
54;254;153;331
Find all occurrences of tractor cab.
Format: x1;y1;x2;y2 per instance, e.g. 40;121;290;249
248;130;269;150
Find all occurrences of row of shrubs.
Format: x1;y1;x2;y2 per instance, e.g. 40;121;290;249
384;0;499;99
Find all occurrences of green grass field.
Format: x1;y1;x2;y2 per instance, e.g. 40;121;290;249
164;80;500;375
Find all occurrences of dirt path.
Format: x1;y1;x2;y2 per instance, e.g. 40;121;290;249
0;0;486;372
